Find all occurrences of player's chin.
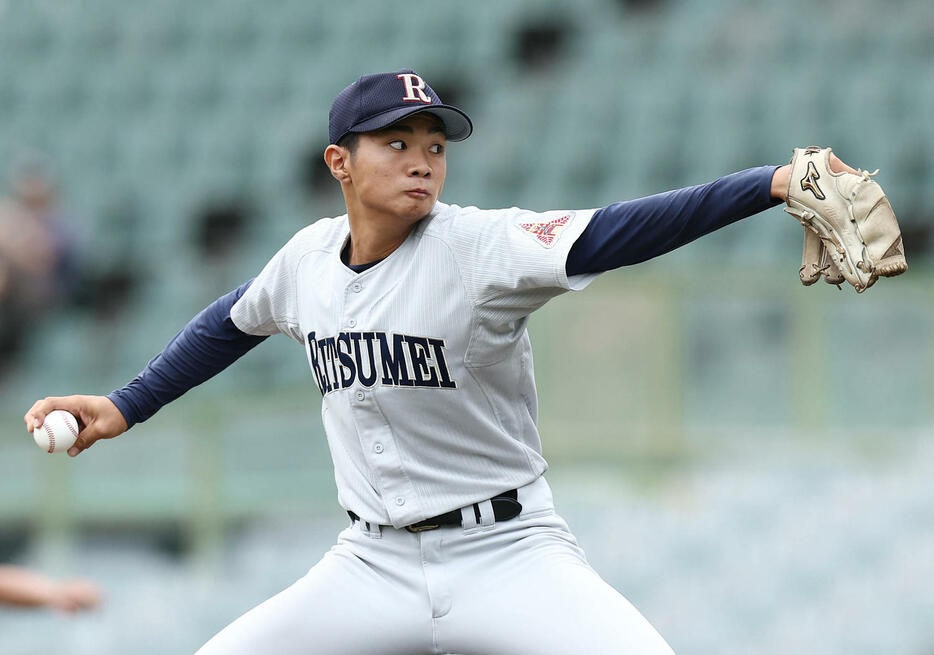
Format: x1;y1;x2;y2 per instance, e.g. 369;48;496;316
399;193;436;218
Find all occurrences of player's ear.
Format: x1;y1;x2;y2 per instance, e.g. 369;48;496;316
324;145;352;183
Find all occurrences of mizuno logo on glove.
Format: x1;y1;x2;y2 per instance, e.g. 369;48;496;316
800;161;826;200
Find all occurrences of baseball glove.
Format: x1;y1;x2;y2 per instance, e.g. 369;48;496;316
799;227;844;287
786;146;907;292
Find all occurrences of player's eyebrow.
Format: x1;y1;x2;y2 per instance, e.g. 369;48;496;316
380;123;446;136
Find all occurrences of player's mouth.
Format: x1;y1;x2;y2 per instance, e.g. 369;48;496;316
405;188;431;199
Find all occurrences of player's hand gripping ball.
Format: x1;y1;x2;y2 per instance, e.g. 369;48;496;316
33;410;79;454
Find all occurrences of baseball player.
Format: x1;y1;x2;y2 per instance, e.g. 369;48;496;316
24;69;871;654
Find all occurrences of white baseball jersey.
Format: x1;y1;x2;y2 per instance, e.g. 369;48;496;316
230;201;601;528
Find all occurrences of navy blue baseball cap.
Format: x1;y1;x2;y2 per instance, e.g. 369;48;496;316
329;69;473;145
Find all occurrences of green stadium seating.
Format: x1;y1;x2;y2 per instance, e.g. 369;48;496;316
0;0;930;429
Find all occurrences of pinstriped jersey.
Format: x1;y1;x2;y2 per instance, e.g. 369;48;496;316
230;201;600;527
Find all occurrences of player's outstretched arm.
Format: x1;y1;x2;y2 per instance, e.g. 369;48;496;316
566;153;860;276
23;394;127;457
24;279;267;457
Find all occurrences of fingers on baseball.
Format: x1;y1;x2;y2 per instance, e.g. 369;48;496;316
24;396;65;432
68;431;99;457
25;396;127;456
69;421;101;457
24;396;91;456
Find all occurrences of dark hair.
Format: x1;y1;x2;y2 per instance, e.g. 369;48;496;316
336;132;360;154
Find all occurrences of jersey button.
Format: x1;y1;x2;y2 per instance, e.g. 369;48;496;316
351;282;362;293
395;496;405;506
354;390;365;401
373;443;384;454
347;318;357;328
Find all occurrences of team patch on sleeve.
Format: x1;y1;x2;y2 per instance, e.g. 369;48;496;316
515;212;574;248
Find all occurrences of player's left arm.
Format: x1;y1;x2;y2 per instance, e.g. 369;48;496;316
567;166;781;275
566;154;857;275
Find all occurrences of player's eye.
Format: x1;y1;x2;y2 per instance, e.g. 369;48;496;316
388;140;406;150
429;144;444;154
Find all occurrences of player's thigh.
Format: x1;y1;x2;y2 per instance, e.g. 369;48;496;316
445;517;675;655
196;529;433;655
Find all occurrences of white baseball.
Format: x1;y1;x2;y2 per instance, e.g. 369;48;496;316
33;410;80;454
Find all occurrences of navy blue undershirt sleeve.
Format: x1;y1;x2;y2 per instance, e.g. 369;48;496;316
566;165;782;276
107;279;268;429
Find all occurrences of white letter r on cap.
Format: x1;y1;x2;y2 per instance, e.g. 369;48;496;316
398;73;432;104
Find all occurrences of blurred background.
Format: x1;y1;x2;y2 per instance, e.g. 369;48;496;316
0;0;932;652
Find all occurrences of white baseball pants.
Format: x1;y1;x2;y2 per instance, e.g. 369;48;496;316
196;476;675;655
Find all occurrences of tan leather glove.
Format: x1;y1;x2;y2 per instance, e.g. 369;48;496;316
786;146;906;292
799;226;844;287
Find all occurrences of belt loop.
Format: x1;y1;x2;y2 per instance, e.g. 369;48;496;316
477;499;495;527
460;505;478;530
359;520;382;539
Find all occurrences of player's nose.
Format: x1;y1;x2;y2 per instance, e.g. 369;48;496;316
406;153;432;177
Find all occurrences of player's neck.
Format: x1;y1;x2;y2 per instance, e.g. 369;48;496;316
344;211;417;266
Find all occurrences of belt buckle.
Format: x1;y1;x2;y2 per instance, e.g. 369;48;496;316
405;523;440;533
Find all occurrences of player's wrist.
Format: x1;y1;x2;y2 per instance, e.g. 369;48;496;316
770;164;791;201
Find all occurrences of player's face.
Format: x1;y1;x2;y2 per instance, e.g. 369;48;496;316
348;114;447;223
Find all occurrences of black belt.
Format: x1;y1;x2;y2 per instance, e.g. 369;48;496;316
348;489;522;533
